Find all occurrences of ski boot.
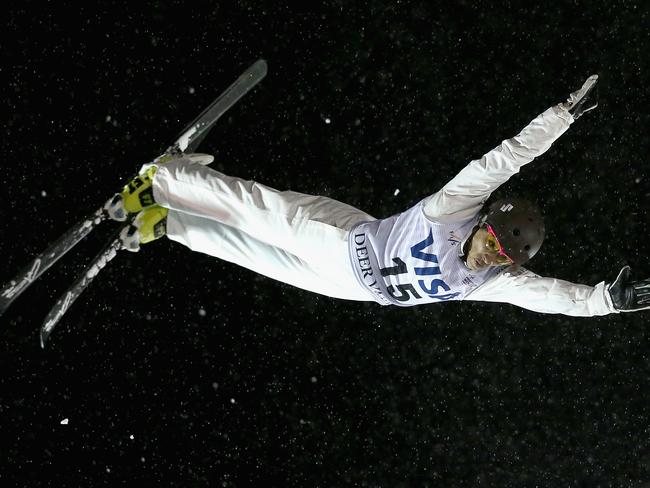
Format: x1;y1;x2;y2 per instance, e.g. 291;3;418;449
120;205;169;252
104;153;214;221
561;74;598;119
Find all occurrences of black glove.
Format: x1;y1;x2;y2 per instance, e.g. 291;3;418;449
560;74;599;119
608;266;650;312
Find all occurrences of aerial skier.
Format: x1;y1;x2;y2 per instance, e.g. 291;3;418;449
114;74;649;317
6;67;650;348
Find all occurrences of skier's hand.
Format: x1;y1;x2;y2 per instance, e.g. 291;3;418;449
560;74;599;119
608;266;650;312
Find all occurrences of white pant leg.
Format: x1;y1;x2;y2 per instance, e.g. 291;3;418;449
152;160;375;274
167;211;373;301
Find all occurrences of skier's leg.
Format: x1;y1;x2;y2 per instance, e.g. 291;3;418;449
151;160;376;271
166;210;373;302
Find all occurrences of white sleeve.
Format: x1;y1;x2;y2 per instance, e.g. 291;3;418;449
423;105;574;222
464;267;618;317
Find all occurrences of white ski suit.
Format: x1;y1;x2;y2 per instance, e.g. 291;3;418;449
150;104;617;317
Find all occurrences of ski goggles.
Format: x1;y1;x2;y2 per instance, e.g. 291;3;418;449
485;224;515;264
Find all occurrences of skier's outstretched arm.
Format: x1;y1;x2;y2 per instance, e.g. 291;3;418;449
424;75;598;222
464;265;650;317
464;267;616;317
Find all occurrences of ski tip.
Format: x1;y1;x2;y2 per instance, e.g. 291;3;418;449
252;59;268;77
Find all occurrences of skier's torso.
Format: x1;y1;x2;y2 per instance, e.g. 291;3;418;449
348;200;502;306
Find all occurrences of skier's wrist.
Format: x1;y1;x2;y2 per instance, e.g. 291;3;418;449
552;104;575;123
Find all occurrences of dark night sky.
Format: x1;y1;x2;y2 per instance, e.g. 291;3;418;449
1;1;649;486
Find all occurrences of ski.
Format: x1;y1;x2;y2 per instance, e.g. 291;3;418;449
0;60;267;343
40;224;130;347
1;60;267;317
